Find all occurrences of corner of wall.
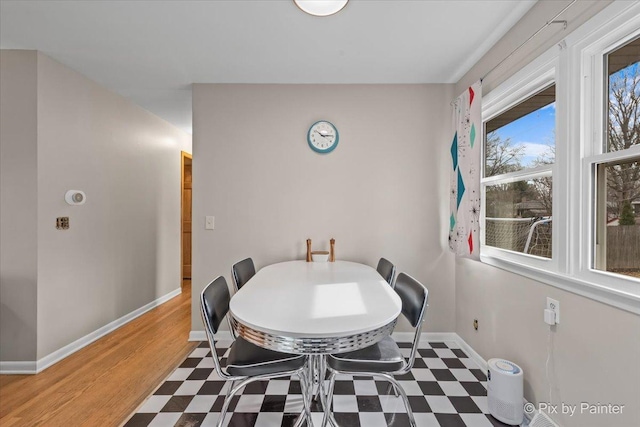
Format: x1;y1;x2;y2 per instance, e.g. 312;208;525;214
0;50;39;363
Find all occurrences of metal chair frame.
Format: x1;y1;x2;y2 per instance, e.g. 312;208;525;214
201;276;312;427
322;273;428;427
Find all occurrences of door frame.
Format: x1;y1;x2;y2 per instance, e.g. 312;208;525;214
181;151;192;285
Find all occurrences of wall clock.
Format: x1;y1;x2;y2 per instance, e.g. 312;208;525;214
307;120;339;154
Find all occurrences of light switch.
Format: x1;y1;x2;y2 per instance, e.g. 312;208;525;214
205;216;215;230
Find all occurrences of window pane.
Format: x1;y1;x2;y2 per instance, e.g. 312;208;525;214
606;36;640;153
485;85;555;177
595;157;640;279
485;177;552;258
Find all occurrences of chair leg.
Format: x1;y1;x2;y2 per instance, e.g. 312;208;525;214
318;376;339;427
225;380;236;400
299;373;314;426
313;356;322;401
293;364;315;427
321;371;337;427
216;377;253;427
385;382;399;397
377;373;416;427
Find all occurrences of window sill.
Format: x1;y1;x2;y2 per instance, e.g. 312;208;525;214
479;251;640;315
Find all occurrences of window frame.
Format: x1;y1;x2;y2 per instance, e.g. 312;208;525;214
479;0;640;315
577;7;640;298
481;51;560;272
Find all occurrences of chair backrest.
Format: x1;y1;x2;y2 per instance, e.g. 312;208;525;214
376;257;396;287
200;276;232;379
394;272;428;327
232;258;256;292
394;272;429;371
201;276;231;335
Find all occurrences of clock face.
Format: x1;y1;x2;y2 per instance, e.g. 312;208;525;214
307;121;339;154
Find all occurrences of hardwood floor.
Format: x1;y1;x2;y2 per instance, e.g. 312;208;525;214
0;281;197;427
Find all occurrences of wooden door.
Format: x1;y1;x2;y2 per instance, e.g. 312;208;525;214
181;152;192;280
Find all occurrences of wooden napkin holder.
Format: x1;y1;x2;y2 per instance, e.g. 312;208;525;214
306;238;335;262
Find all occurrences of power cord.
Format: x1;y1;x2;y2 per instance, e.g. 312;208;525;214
545;326;553;405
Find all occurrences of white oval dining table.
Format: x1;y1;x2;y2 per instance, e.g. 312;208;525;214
229;260;402;426
229;260;402;355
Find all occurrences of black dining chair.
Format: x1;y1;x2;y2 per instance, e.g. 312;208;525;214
231;257;256;292
200;276;311;427
322;273;428;427
376;257;396;287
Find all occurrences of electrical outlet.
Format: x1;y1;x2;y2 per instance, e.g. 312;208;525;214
473;319;479;331
546;297;560;324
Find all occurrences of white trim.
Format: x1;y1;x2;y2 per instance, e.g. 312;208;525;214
482;254;640;314
0;287;183;375
449;0;537;83
574;1;640;297
189;330;206;341
36;287;182;373
189;330;232;342
482;165;553;185
584;145;640;165
481;47;560;274
453;334;489;372
391;331;454;343
483;55;557;118
0;360;37;375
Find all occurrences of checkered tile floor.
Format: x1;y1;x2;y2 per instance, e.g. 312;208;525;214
125;340;512;427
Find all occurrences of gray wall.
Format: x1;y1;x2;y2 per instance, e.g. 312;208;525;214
457;260;640;427
0;50;38;361
0;50;191;361
191;84;455;334
454;1;639;426
34;53;192;358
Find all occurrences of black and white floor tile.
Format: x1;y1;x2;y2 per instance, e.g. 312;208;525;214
124;340;512;427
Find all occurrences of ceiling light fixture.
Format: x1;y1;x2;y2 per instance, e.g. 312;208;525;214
294;0;348;17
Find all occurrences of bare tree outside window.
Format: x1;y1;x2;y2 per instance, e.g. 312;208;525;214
595;36;640;279
484;87;555;258
606;61;640;220
485;133;524;177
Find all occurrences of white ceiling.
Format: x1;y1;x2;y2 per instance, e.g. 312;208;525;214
0;0;536;133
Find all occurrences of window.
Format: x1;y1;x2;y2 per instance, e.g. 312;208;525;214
483;85;555;259
480;2;640;313
593;36;640;280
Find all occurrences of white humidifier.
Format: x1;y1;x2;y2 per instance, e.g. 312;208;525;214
487;358;524;425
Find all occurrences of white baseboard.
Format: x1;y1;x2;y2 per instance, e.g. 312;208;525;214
391;332;488;372
453;334;488;372
0;287;182;375
392;331;458;343
189;330;232;342
0;360;37;374
189;330;206;341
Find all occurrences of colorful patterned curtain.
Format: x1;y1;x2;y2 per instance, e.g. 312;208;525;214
449;81;482;259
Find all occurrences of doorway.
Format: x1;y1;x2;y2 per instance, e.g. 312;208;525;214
181;151;192;287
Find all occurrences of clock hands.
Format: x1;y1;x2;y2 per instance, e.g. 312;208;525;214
314;130;333;139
